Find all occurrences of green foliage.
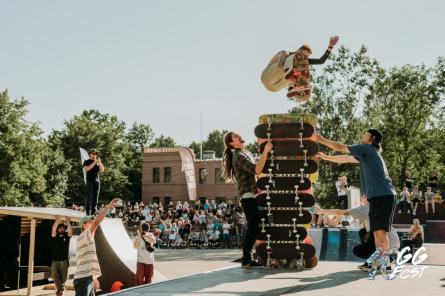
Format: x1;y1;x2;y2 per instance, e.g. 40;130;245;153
49;110;132;203
0;90;69;206
149;135;176;148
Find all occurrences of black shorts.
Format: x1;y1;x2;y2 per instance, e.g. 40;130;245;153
368;195;395;232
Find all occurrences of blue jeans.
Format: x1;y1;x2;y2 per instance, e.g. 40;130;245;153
73;276;95;296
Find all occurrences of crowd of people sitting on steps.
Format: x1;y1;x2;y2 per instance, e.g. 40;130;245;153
397;170;443;216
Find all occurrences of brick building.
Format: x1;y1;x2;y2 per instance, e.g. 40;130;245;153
142;148;237;205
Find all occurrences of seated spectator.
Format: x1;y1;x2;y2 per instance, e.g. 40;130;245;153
398;186;412;214
411;185;422;216
434;191;443;204
402;219;424;255
424;187;435;216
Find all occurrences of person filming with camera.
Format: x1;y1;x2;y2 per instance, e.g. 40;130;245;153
83;149;105;215
133;223;156;285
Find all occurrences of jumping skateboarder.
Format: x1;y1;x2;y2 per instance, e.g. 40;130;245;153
222;132;272;268
313;129;396;278
261;36;339;102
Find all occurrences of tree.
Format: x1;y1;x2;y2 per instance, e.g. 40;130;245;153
49;110;132;203
149;135;176;148
125;123;154;200
0;90;69;206
364;60;445;188
202;129;228;158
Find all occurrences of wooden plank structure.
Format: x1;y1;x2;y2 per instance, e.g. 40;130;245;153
0;207;84;296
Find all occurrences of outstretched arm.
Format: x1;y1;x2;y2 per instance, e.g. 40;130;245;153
317;152;358;164
311;133;350;153
90;198;119;234
308;36;339;65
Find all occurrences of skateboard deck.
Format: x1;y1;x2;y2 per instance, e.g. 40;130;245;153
258;208;312;225
257;175;311;191
256;241;316;260
256;192;315;208
260;140;319;157
255;122;314;139
258;113;317;126
258;224;308;241
263;159;319;175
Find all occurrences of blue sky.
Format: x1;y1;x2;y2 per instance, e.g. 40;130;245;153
1;0;444;145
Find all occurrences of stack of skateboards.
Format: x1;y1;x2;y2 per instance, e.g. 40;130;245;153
254;113;319;268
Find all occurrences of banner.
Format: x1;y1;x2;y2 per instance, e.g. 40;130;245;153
177;147;197;201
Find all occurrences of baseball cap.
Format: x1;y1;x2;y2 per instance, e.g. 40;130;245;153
367;129;383;143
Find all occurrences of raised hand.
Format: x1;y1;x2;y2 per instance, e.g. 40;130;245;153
329;36;339;48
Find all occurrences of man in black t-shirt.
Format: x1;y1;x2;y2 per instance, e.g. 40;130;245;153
83;149;105;215
51;216;73;296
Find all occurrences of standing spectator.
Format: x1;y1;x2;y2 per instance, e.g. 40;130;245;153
411;185;422;216
203;200;211;212
398;187;412;214
82;149;105;215
74;198;118;296
133;223;156;285
424;187;435;216
428;171;439;191
183;201;189;211
51;217;73;296
404;170;414;190
335;176;349;209
222;219;231;247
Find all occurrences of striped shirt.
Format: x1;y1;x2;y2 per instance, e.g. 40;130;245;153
74;228;101;279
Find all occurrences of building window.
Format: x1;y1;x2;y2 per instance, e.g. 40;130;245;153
152;168;160;183
199;196;207;204
164;196;172;207
152;197;160;204
164;167;172;183
199;168;207;184
215;168;225;184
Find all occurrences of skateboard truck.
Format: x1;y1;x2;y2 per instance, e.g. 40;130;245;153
299;168;305;183
261;218;266;233
267;169;275;187
292;218;297;233
298;132;304;148
266;234;272;268
270;151;275;168
265;185;270;199
295;237;301;250
303;149;308;167
298;201;303;217
294;185;299;205
266;202;272;216
300;118;304;131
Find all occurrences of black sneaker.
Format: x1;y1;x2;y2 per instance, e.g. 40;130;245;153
241;261;264;268
358;262;370;271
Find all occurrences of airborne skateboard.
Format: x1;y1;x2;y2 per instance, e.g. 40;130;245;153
258;208;312;225
256;240;316;260
284;50;311;103
257;224;308;241
263;159;319;175
260;140;319;157
256;192;315;208
257;175;311;191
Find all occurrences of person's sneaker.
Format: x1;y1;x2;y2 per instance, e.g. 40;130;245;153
357;262;370;271
241;261;264;268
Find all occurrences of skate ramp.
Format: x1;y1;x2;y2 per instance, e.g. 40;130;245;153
94;218;166;292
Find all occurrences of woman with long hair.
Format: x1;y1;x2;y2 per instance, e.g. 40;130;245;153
221;131;272;268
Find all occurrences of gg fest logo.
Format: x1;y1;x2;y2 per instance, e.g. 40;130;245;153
387;246;429;280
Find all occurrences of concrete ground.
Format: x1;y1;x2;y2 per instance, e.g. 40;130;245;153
113;260;445;296
3;249;445;296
